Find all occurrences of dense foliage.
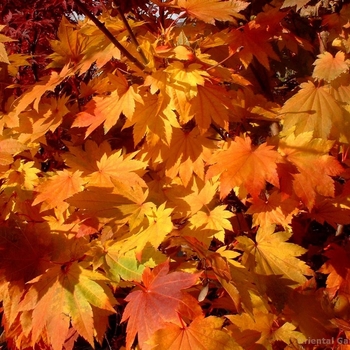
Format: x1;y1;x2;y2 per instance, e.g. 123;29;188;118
1;0;350;349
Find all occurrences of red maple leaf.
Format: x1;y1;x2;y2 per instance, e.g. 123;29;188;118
121;260;202;349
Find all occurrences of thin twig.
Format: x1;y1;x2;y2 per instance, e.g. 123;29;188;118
113;0;149;65
73;0;145;71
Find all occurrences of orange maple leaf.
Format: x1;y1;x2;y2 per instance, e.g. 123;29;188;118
32;169;86;212
206;136;281;199
174;0;248;25
145;315;240;350
278;133;343;210
121;260;202;350
9;64;73;123
0;138;27;166
247;190;299;228
19;262;117;349
189;84;232;133
319;243;350;299
229;20;280;69
312;51;349;82
162;127;214;186
73;72;143;136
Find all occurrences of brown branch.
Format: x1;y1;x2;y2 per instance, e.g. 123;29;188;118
73;0;145;71
112;0;149;65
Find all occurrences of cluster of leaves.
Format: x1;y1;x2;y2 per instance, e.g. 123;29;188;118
1;0;350;349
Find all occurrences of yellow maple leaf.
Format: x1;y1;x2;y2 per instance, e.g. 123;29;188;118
174;0;249;25
48;17;99;74
280;81;343;139
119;203;173;256
87;150;147;189
313;51;349;82
227;310;306;349
8;53;31;76
0;25;16;64
235;225;312;286
14;96;71;146
182;205;233;246
124;93;180;147
3;160;40;191
164;61;210;99
164;176;219;218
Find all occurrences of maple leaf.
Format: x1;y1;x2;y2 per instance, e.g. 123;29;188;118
121;260;202;349
32;170;86;212
216;247;265;314
91;240;145;283
173;0;249;25
31;96;71;142
319;243;350;299
164;177;219;218
4;159;40;191
9;64;73;124
0;138;27;166
86;150;147;189
118;203;174;257
145;315;241;350
164;61;210;99
48;17;102;74
182;205;233;246
281;0;311;11
73;72;143;136
7;53;31;77
227;311;306;348
162;127;214;186
66;186;147;226
229;20;280;69
322;3;350;32
247;190;299;228
0;25;16;65
235;225;312;286
206;136;281;199
309;195;350;228
189;84;232;133
313;51;349;83
123;92;180;147
278;133;343;210
19;262;117;349
280;81;344;139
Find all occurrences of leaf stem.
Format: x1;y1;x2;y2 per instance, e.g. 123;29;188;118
73;0;146;71
112;1;149;65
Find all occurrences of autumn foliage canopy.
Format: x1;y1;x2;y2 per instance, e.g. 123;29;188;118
1;0;350;349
